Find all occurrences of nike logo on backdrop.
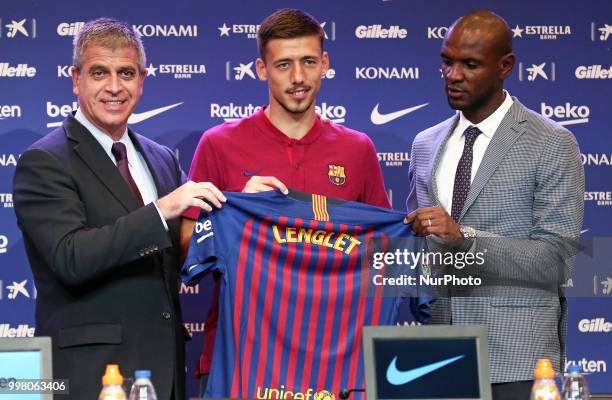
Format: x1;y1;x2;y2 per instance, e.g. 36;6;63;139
370;103;429;125
45;102;184;128
386;355;464;385
128;102;183;123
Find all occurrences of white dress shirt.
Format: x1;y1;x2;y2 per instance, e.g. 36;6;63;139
435;91;514;214
75;109;168;229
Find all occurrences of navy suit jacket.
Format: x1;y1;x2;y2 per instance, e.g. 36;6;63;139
14;115;187;400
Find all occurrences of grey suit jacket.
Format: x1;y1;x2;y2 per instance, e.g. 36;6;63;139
406;98;584;383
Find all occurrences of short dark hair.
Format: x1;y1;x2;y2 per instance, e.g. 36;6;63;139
257;9;325;61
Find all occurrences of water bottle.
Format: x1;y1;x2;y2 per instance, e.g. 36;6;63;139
531;358;560;400
99;364;127;400
128;370;158;400
562;364;590;400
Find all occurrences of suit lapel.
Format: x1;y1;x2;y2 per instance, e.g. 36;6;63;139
65;116;140;212
431;115;460;205
459;99;529;221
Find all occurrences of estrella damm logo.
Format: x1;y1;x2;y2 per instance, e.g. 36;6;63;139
328;164;346;186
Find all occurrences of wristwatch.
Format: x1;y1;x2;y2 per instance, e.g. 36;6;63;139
459;225;477;239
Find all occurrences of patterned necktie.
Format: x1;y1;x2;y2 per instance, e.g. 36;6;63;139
111;142;144;206
450;126;482;222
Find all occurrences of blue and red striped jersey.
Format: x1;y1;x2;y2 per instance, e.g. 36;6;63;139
182;190;430;399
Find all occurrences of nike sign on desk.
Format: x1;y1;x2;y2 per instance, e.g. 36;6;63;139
386;355;465;385
370;103;429;125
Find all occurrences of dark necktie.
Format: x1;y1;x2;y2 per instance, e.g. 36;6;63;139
111;142;144;206
451;126;482;222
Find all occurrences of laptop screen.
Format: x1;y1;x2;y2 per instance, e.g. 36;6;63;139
363;325;491;400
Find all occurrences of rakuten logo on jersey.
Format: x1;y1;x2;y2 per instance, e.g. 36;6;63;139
355;25;407;39
210;103;262;121
0;63;36;77
540;102;590;126
315;102;346;123
575;65;612;79
132;24;198;37
578;318;612;332
46;101;78;128
427;26;449;39
581;153;612;166
57;21;84;36
0;324;35;338
511;24;572;40
355;66;419;80
584;191;612;207
0;105;21;120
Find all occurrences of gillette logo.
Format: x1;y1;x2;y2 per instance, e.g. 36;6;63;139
578;318;612;333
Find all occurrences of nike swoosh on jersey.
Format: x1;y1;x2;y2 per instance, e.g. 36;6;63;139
370;103;429;125
128;102;184;124
386;355;464;385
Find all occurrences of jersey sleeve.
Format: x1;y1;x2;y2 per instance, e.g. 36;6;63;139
180;212;223;284
183;130;224;220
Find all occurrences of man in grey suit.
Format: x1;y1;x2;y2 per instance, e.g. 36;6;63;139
405;11;584;399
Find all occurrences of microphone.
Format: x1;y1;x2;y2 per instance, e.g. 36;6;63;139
339;388;365;399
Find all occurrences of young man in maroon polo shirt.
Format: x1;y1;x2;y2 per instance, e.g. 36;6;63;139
180;8;390;394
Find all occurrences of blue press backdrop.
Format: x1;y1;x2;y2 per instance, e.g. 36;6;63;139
1;0;610;397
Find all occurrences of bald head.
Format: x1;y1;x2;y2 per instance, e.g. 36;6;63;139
447;10;512;57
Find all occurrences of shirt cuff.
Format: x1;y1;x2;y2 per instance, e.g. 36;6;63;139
153;202;169;231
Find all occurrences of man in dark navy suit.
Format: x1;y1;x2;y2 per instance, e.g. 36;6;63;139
13;18;225;400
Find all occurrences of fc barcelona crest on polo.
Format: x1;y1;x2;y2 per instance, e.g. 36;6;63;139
328;164;346;186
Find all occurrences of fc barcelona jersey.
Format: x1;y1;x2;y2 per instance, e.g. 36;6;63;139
182;190;430;399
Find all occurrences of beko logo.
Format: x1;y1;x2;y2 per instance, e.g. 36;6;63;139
355;25;407;39
0;63;36;77
355;66;419;80
315;103;346;123
578;318;612;332
540;102;590;126
575;65;612;79
427;26;449;39
57;22;84;36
